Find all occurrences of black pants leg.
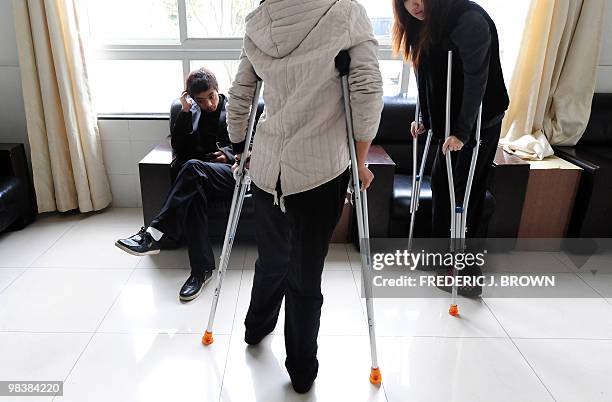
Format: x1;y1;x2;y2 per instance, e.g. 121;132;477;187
245;169;350;388
150;159;234;277
431;122;502;238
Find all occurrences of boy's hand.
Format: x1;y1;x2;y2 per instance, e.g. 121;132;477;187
212;151;228;164
180;91;193;112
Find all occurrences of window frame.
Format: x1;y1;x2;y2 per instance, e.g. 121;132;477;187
86;0;411;116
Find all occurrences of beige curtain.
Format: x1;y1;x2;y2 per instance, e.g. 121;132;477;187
500;0;606;160
12;0;112;213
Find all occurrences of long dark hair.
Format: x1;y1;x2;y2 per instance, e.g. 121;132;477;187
392;0;453;68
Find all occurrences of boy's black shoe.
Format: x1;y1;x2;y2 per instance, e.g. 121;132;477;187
115;227;161;256
179;271;213;301
434;265;483;298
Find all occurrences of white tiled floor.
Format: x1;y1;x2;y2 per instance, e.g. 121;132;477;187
1;208;611;401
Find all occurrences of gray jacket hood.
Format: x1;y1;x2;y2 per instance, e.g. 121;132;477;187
245;0;337;58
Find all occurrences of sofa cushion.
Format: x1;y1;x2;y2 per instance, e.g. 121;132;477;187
389;173;495;237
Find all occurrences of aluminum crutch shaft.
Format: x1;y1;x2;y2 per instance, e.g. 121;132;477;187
408;88;434;252
203;80;262;346
408;97;419;250
336;50;381;386
442;50;483;317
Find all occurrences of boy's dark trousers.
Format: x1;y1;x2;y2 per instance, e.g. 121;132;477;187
149;159;235;278
245;169;350;387
430;122;502;239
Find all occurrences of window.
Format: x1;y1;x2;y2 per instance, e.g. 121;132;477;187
88;60;183;114
186;0;260;38
83;0;531;115
83;0;404;115
405;0;531;98
189;60;240;94
476;0;531;80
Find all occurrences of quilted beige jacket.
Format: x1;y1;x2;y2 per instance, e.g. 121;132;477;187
227;0;383;200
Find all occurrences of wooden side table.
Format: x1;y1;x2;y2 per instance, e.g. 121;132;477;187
138;141;173;227
488;147;530;238
340;145;396;244
517;156;582;238
364;145;396;238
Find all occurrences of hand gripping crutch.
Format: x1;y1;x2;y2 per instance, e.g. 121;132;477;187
202;79;263;346
335;50;382;385
443;50;482;317
408;93;434;251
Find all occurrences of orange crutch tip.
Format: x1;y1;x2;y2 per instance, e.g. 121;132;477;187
369;367;382;385
202;331;214;345
449;304;459;316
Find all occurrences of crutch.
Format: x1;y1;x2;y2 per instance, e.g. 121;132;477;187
408;91;434;251
202;79;262;346
335;50;382;385
444;50;483;317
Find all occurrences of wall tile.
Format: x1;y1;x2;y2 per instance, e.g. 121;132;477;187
109;174;138;207
0;1;19;67
98;120;129;142
101;141;132;175
128;120;170;142
597;66;612;93
130;140;160;174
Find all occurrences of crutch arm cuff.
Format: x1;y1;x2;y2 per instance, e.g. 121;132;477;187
335;50;351;77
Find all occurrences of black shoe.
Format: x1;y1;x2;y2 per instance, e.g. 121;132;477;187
244;317;277;346
286;359;318;394
115;227;161;256
434;265;483;298
244;327;273;346
179;271;213;301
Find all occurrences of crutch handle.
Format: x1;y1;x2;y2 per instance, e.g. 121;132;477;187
335;50;351;77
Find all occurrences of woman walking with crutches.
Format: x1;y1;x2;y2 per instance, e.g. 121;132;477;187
226;0;383;393
392;0;509;298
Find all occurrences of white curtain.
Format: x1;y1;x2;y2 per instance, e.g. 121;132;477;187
500;0;607;160
12;0;112;213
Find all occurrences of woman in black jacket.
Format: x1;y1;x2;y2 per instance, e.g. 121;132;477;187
392;0;509;296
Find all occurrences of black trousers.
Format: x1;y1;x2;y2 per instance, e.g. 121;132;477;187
150;159;234;277
431;122;502;238
245;169;350;386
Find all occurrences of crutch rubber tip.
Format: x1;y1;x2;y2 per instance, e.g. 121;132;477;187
449;304;459;317
202;331;214;345
369;367;382;385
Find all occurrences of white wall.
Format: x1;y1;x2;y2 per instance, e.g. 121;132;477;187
0;1;28;158
98;119;169;207
596;2;612;92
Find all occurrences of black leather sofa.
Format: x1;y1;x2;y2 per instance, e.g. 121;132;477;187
140;96;528;242
0;143;35;232
554;93;612;238
373;96;500;238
